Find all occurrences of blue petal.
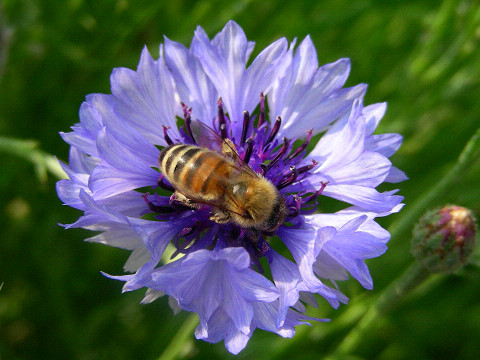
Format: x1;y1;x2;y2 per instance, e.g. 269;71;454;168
60;102;104;157
195;308;251;355
271;48;366;139
110;47;179;145
318;151;392;188
322;184;404;213
223;268;254;335
385;166;409;183
150;247;278;337
164;36;218;124
363;102;387;135
67;146;98;174
194;21;287;137
366;133;403;157
230;266;278;302
267;249;304;327
308;212;391;289
310;99;366;169
278;225;344;307
89;126;159;199
128;217;188;261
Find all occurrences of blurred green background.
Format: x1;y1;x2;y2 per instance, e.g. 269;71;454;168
1;0;480;359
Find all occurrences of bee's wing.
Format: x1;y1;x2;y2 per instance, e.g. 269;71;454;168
212;179;252;219
175;173;250;219
191;120;258;178
190;120;224;152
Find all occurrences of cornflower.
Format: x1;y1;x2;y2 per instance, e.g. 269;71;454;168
57;21;405;354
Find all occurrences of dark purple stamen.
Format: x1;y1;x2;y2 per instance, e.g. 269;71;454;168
142;193;176;213
288;195;302;217
243;138;254;164
180;226;196;237
258;92;266;127
185;117;195;144
220;124;227;139
206;231;219;250
229;228;245;247
181;102;192;118
252;238;272;254
217;98;227;139
181;103;195;144
302;181;329;203
285;129;313;161
245;241;265;273
266;137;290;171
277;165;299;189
171;226;198;258
264;116;282;149
258;240;270;256
227;228;264;270
241;111;250;144
163;125;174;146
297;159;319;174
259;163;267;176
157;175;175;192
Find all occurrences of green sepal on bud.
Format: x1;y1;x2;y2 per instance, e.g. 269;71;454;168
412;205;477;273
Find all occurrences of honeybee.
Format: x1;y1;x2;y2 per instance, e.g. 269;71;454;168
158;121;286;232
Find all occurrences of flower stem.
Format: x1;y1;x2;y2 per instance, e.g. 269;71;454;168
388;127;480;241
327;262;430;358
0;135;67;181
156;313;199;360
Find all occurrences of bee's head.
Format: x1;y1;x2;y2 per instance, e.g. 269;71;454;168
233;176;287;233
261;195;287;233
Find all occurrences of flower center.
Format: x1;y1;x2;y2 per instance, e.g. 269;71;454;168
142;95;327;266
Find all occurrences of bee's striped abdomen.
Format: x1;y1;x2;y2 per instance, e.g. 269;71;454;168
159;144;232;201
159;144;188;177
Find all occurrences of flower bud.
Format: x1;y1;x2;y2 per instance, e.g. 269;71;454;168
412;205;477;273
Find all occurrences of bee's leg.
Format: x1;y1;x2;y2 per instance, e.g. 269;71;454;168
209;208;231;224
170;192;199;209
